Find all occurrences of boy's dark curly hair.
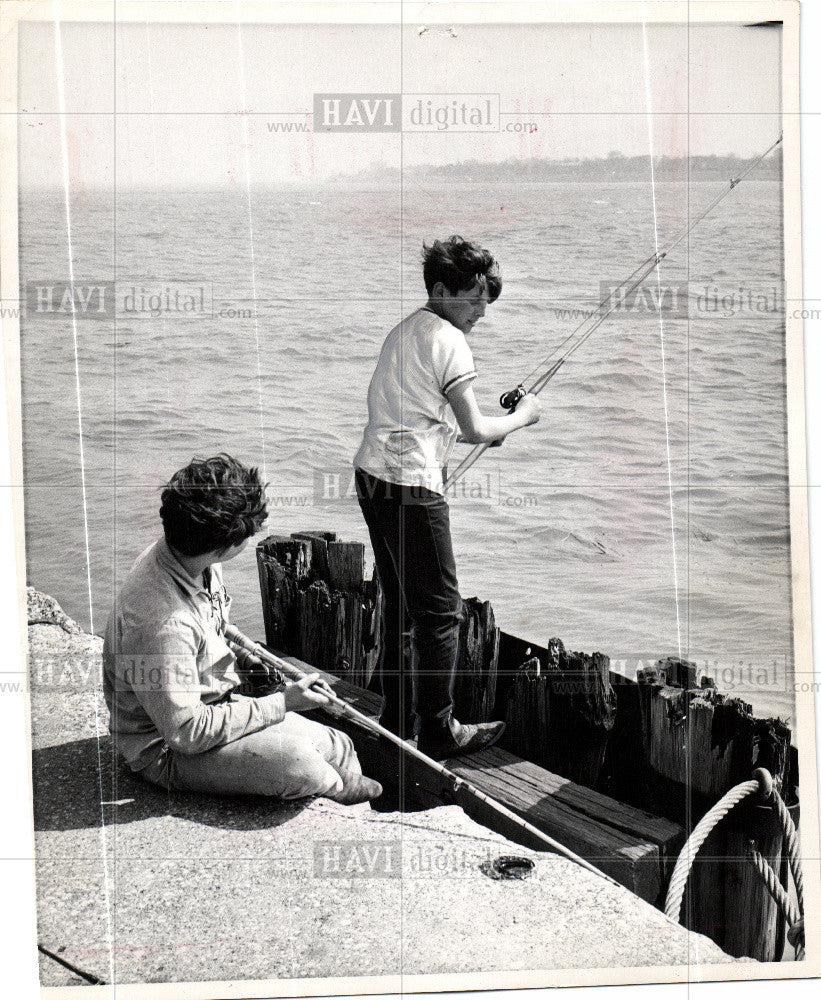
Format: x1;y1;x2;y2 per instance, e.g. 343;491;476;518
160;454;268;557
422;235;502;302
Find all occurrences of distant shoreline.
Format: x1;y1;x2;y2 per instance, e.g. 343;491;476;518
20;152;783;194
334;151;783;185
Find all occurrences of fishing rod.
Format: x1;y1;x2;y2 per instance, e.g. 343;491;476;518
223;623;622;888
444;133;783;492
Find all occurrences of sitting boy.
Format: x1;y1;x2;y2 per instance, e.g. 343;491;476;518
354;235;541;759
103;453;381;804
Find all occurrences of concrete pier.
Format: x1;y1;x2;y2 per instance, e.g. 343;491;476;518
26;589;736;988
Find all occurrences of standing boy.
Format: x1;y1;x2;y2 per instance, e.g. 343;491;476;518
103;453;382;804
354;236;541;759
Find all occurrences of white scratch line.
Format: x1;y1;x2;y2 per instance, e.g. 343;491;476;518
54;1;115;988
641;8;683;660
235;4;268;482
234;3;286;977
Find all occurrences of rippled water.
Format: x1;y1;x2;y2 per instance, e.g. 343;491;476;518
19;178;794;724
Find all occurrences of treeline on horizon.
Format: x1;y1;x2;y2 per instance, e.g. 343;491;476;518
339;149;783;184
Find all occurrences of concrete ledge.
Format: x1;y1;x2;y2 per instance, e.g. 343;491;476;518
27;590;737;987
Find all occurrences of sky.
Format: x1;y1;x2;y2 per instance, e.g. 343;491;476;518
17;17;783;187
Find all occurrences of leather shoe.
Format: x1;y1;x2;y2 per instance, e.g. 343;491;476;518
417;719;506;761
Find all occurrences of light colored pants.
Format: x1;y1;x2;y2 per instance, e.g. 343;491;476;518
138;711;361;801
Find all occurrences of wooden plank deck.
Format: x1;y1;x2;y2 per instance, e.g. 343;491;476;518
273;649;684;905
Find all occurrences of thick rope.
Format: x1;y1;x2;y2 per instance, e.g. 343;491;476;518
665;769;804;963
747;847;801;925
771;789;804;914
748;847;804;959
664;778;760;923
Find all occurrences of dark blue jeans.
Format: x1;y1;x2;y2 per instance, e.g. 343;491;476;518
355;468;463;741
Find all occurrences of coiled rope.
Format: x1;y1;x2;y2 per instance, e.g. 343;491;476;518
747;847;804;960
772;785;804;915
664;768;804;958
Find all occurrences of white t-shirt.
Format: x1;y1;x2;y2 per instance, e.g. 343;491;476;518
353;306;477;494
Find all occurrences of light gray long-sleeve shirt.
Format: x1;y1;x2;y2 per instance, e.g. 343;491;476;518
102;537;285;771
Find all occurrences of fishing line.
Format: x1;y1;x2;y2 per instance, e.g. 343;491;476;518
514;253;660;389
54;1;115;985
443;132;782;492
507;134;781;400
235;2;268;482
642;8;683;660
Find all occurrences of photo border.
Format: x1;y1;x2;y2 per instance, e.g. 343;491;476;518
0;1;816;997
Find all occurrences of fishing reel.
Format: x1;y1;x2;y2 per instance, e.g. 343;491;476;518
499;383;526;411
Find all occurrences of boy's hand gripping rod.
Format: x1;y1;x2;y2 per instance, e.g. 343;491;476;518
224;623;620;887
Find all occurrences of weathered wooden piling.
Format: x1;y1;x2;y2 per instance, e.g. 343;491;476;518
256;532;380;688
452;598;500;725
598;672;655;806
257;533;503;713
620;658;796;960
632;659;793;805
720;798;799;960
499;634;617;788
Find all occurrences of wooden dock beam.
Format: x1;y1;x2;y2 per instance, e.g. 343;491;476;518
271;648;683;905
